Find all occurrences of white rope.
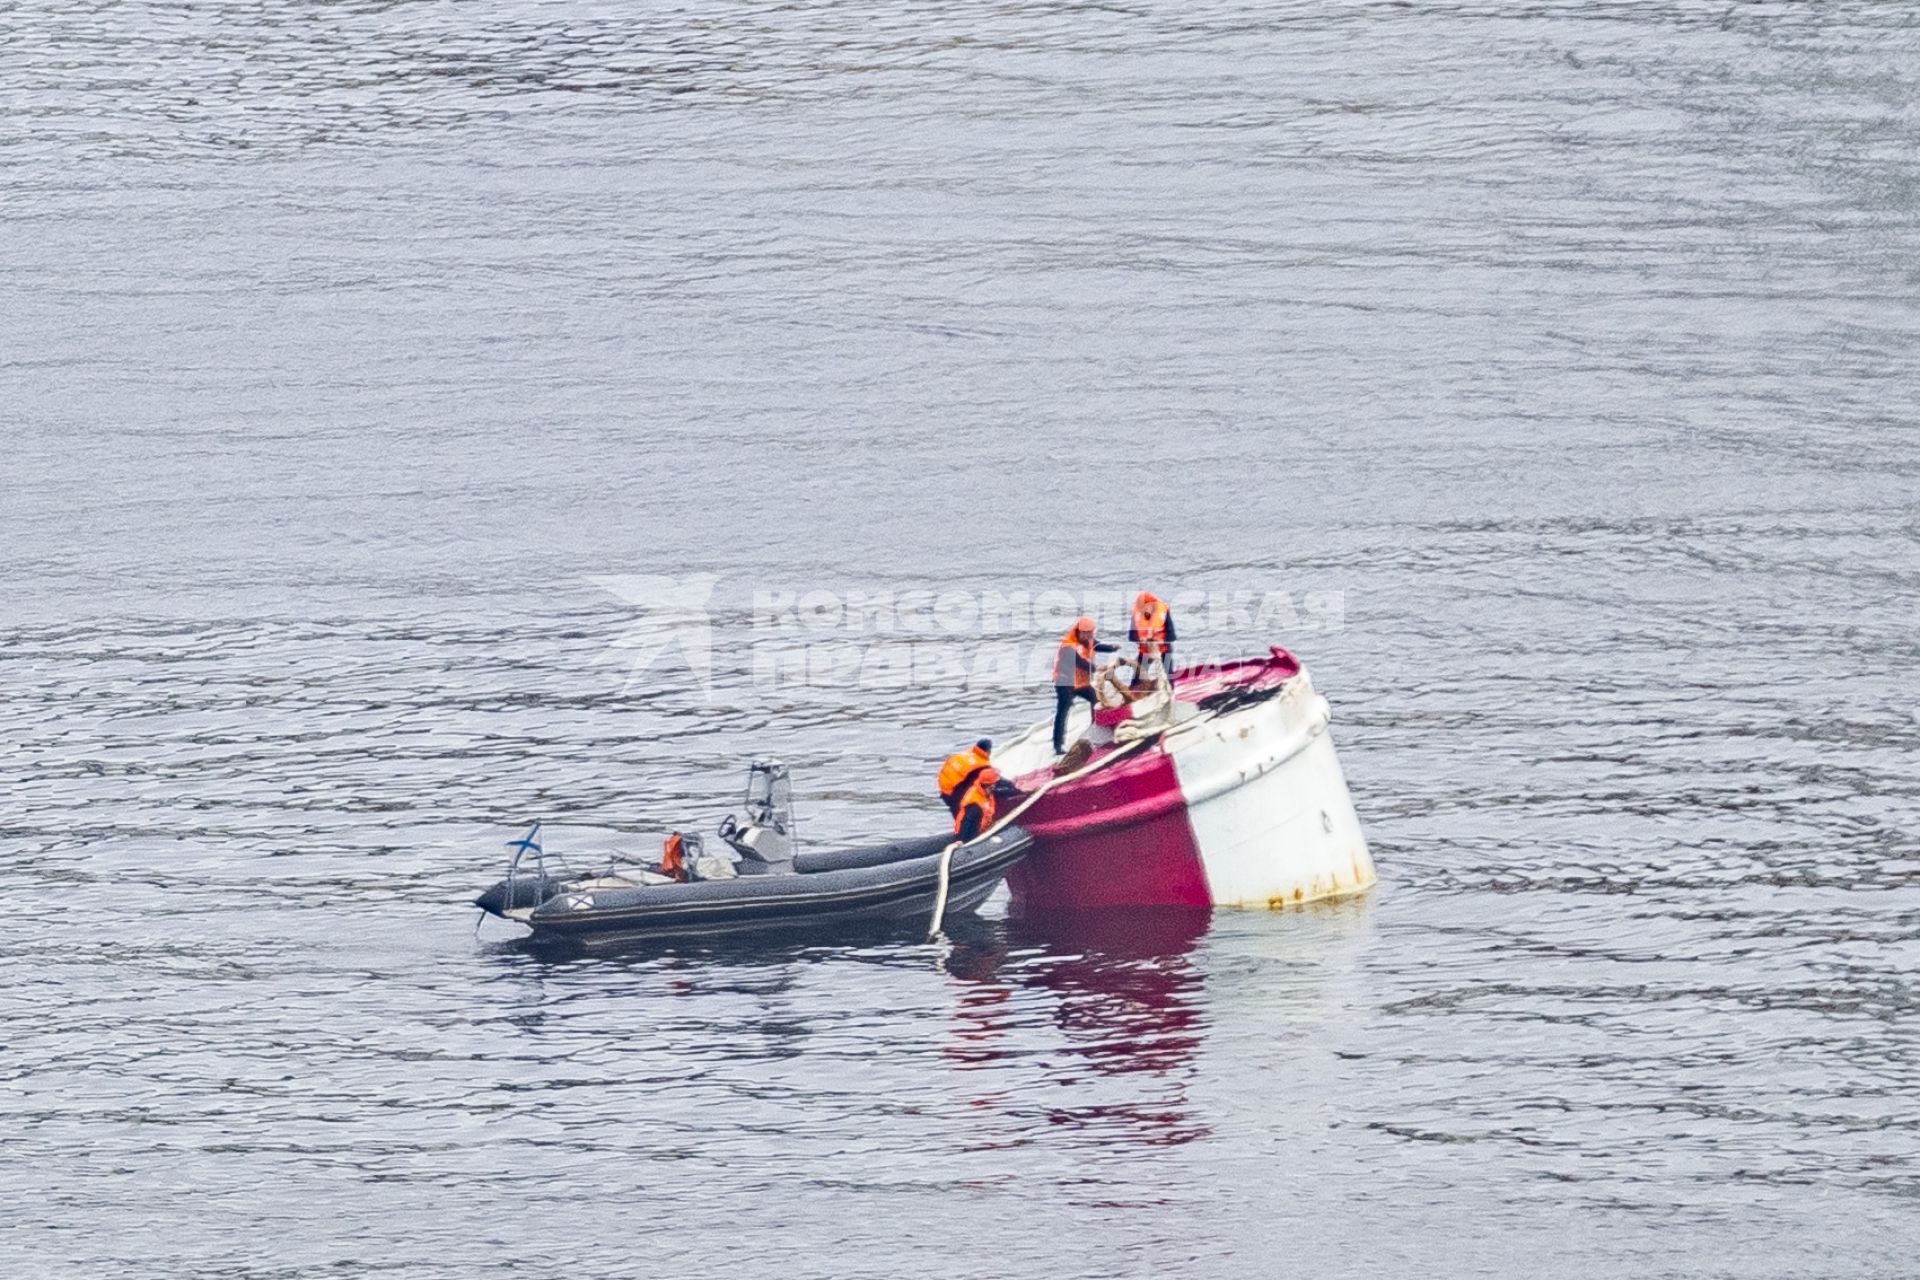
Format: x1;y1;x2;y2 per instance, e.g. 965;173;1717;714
925;729;1158;941
924;661;1211;941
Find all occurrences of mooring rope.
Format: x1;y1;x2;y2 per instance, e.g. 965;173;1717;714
924;665;1234;941
925;728;1161;941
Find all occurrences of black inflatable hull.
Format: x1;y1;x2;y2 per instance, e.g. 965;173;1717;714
475;826;1033;940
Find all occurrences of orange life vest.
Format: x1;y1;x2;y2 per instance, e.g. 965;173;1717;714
1052;623;1095;689
661;832;687;883
938;745;991;815
1132;593;1169;659
952;767;999;835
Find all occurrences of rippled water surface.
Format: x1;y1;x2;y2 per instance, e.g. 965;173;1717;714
5;2;1919;1276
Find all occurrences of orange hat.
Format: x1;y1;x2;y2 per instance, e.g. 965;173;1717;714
1073;615;1095;634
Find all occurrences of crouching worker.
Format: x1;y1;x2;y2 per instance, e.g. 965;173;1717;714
952;764;1002;842
1052;615;1119;754
940;738;1022;841
938;738;994;818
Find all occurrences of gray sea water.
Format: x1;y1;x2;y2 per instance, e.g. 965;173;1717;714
5;2;1919;1276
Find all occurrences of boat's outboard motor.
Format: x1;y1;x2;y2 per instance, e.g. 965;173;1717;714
718;758;796;867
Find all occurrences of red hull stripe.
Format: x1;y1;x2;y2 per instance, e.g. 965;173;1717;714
1006;745;1210;910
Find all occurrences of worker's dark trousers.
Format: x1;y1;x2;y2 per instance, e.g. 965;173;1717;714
1053;684;1097;753
957;804;988;842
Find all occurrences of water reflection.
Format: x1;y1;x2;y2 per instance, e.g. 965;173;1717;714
944;908;1215;1148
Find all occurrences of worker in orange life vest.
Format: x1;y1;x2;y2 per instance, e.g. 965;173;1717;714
938;739;995;818
1052;615;1118;754
952;762;1001;841
660;831;688;883
1128;591;1176;686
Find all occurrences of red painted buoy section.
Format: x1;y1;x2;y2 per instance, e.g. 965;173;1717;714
994;647;1376;912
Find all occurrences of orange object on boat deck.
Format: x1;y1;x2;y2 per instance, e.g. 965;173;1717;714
661;831;688;882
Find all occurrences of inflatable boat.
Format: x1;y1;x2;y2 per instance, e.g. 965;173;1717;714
475;820;1034;942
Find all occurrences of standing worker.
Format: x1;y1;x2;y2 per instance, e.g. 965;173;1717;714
937;738;995;819
1052;615;1118;755
1129;590;1176;686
